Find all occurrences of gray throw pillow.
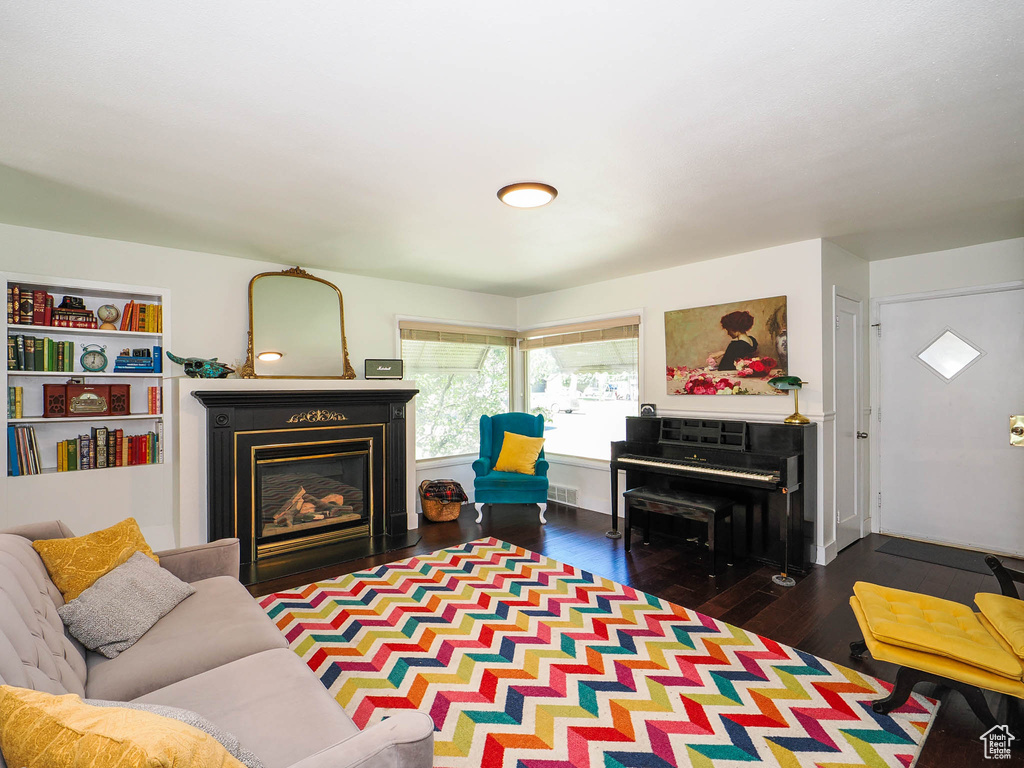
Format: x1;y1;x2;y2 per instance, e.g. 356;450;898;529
85;699;264;768
57;550;195;658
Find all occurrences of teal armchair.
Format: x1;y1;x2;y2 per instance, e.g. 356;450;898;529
473;413;549;524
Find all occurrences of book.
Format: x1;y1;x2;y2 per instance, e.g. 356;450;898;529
68;438;78;471
94;426;108;469
80;434;90;471
7;426;18;476
18;288;32;325
6;286;11;325
33;338;43;371
14;335;24;370
27;427;40;474
116;429;124;467
43;294;53;326
10;285;18;325
24;336;35;371
157;421;164;463
7;336;15;370
14;387;22;419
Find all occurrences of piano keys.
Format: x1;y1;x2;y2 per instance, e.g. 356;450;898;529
610;416;816;573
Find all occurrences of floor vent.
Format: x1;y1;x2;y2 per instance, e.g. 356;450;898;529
547;485;579;507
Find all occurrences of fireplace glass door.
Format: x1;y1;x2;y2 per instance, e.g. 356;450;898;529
255;449;369;554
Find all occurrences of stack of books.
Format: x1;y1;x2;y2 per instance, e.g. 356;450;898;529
119;302;163;333
6;286;99;328
113;346;161;373
8;425;41;476
7;387;23;419
56;423;163;471
8;335;75;371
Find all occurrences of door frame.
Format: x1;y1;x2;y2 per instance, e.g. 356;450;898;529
832;291;867;550
869;280;1024;534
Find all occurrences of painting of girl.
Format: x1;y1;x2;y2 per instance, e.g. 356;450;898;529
665;296;787;395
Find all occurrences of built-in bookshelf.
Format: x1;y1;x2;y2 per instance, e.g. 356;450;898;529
4;274;170;478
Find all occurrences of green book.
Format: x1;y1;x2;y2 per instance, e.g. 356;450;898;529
33;337;43;372
68;340;74;372
67;438;77;471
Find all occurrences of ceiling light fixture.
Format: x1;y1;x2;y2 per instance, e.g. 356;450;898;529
256;351;283;362
497;182;558;208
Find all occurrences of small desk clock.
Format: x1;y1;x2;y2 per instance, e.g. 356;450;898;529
80;344;108;372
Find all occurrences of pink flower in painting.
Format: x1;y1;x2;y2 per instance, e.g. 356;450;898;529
733;356;777;378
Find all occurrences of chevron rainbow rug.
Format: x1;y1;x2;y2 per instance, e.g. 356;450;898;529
260;537;938;767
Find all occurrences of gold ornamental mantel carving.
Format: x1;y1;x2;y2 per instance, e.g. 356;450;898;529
286;409;349;424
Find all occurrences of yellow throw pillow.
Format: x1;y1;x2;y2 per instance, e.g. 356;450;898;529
33;518;159;601
493;432;545;475
975;592;1024;656
0;686;245;768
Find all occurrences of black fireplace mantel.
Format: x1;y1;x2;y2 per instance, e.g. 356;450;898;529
192;388;418;585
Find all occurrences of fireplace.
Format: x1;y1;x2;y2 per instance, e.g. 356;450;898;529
193;388;418;584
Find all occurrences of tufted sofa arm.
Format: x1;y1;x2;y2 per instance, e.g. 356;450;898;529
286;711;434;768
154;539;240;583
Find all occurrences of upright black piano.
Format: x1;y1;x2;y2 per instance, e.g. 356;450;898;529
610;416;817;573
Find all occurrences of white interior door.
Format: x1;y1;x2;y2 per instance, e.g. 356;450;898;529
835;294;864;552
878;286;1024;555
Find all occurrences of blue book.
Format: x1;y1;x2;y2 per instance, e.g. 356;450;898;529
7;426;19;477
153;346;162;374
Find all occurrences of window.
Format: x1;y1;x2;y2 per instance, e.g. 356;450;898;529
523;317;640;460
400;322;514;460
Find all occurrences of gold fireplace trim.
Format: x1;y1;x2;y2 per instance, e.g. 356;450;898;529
257;523;370;558
235;424;384;563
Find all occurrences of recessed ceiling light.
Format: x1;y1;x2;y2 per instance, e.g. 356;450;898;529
257;351;283;362
497;182;558;208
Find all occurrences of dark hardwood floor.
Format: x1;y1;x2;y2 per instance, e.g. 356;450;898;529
251;503;1022;767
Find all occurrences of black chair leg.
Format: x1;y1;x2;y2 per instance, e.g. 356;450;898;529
643;508;651;545
850;639;868;659
624;502;632;552
872;667;929;715
871;666;998;729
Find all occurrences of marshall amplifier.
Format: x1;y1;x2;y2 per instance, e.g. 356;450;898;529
365;359;404;380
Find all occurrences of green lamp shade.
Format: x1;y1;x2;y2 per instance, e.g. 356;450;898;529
769;375;803;391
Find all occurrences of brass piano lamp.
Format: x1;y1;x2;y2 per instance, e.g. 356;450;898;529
769;375;810;426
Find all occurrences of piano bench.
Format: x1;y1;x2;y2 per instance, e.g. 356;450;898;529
622;487;736;576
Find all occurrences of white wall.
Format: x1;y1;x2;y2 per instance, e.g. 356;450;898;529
0;222;516;542
516;239;830;561
870;238;1024;298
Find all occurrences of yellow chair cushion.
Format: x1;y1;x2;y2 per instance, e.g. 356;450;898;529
852;581;1022;679
0;686;244;767
493;432;545;475
975;592;1024;657
850;597;1024;697
32;517;158;601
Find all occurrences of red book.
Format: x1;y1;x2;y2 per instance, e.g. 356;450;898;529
115;429;123;467
32;291;45;325
44;294;53;326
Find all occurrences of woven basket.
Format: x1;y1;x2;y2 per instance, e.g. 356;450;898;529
420;495;463;522
419;479;465;522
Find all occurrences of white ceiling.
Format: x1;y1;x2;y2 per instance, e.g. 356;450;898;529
1;2;1022;297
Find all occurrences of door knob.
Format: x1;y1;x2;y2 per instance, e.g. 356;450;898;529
856;432;869;439
1012;416;1024;446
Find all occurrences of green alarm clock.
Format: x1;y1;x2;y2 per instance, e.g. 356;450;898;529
80;344;108;372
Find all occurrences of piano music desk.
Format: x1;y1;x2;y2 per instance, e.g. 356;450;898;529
623;487;735;576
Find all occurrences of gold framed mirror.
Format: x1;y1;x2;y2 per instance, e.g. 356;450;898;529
241;266;356;379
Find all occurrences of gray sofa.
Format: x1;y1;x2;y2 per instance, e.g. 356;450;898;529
0;520;434;768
